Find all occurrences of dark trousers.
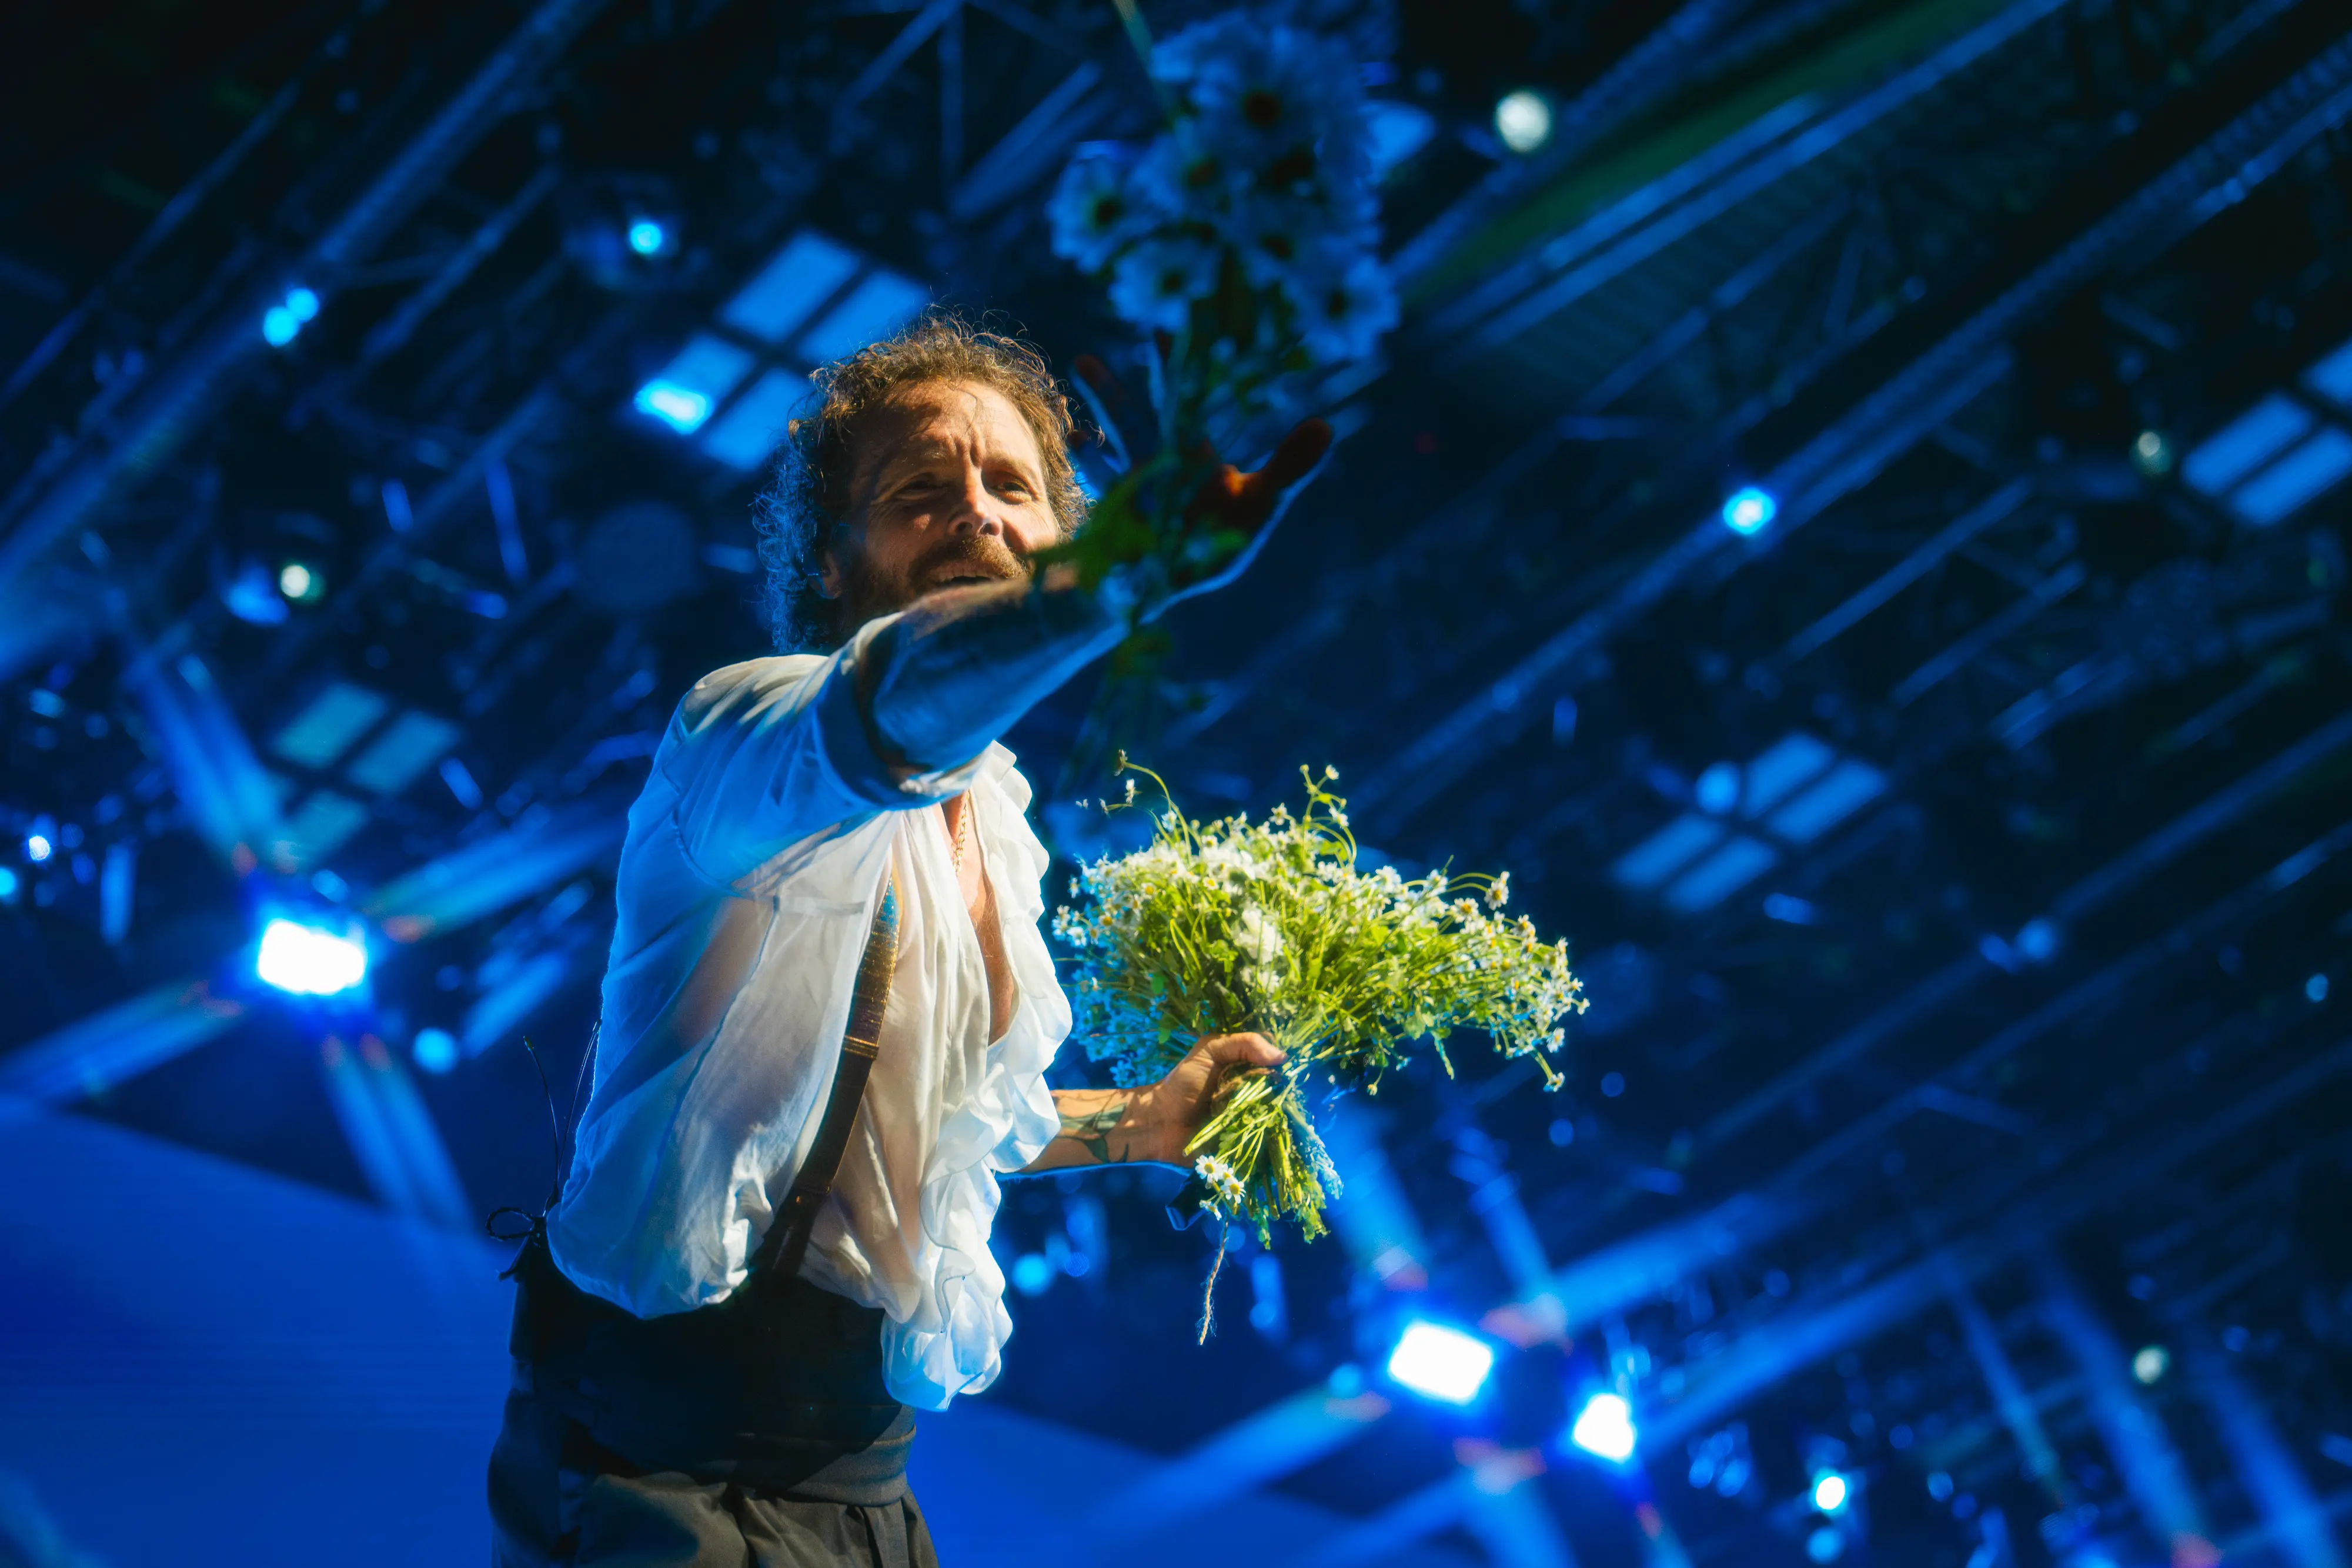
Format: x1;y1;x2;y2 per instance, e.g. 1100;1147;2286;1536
488;1240;940;1568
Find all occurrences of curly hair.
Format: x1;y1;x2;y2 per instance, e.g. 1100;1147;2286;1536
752;310;1090;651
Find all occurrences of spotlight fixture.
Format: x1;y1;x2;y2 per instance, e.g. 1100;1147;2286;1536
634;379;712;434
1722;486;1778;535
1385;1320;1495;1406
1569;1392;1638;1461
412;1027;460;1074
278;562;323;603
261;285;322;348
1494;89;1552;155
256;917;369;997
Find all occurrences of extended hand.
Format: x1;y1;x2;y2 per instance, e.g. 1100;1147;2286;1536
1132;1032;1285;1165
1069;353;1332;613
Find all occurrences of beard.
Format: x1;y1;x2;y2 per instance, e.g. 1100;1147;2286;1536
826;530;1030;643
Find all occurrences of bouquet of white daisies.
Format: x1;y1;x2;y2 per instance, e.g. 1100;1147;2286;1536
1053;760;1587;1246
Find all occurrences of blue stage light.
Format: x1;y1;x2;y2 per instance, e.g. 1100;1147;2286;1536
1723;486;1778;535
1010;1252;1053;1296
626;219;666;256
1569;1392;1638;1461
256;917;369;997
0;866;17;901
1806;1524;1845;1562
285;287;320;322
26;833;54;863
262;306;300;347
634;379;712;433
412;1028;459;1075
2309;974;2331;1003
1696;761;1740;814
1812;1470;1850;1513
1385;1320;1494;1405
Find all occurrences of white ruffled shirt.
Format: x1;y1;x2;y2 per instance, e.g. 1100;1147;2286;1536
549;629;1065;1410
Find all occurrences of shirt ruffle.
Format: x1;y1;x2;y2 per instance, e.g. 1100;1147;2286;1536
877;765;1065;1409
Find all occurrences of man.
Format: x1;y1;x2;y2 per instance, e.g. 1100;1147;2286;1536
488;314;1329;1567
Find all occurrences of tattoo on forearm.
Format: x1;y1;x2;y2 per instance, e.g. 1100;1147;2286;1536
1057;1098;1132;1164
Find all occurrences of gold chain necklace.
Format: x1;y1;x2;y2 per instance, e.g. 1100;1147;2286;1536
948;795;973;872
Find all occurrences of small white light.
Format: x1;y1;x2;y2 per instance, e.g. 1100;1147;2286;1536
1569;1392;1637;1461
634;379;711;433
2132;1344;2170;1385
1494;89;1552;155
256;917;369;997
1386;1320;1495;1405
278;562;315;600
2132;429;2173;476
1723;486;1778;535
1812;1471;1850;1513
627;218;667;256
25;834;53;863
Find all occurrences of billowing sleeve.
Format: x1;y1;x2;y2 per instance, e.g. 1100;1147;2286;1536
662;623;986;888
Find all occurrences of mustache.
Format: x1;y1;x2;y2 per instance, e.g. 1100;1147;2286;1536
912;533;1027;584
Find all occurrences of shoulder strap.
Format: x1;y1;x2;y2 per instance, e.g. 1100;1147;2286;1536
749;862;902;1283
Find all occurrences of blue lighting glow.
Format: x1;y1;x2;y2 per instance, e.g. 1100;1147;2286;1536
412;1027;459;1075
1366;101;1438;180
0;866;17;901
626;219;666;256
721;229;863;346
1696;761;1740;814
2309;974;2331;1004
634;380;713;434
635;333;756;437
2183;394;2313;496
262;306;300;347
1569;1392;1638;1462
1723;486;1778;535
285;287;320;322
256;917;369;997
1806;1525;1846;1563
794;269;930;365
2230;426;2352;527
1812;1471;1851;1513
1011;1252;1054;1296
26;833;54;863
1385;1320;1494;1405
701;368;811;471
2016;917;2060;963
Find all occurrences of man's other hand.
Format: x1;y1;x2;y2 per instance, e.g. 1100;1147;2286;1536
1134;1031;1285;1165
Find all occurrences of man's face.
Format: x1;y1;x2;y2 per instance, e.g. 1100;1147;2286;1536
818;379;1061;633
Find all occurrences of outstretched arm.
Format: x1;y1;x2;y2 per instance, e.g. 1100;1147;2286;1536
857;416;1331;779
1019;1032;1284;1174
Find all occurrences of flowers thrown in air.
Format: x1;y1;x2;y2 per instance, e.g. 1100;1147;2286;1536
1048;13;1394;394
1053;763;1588;1243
